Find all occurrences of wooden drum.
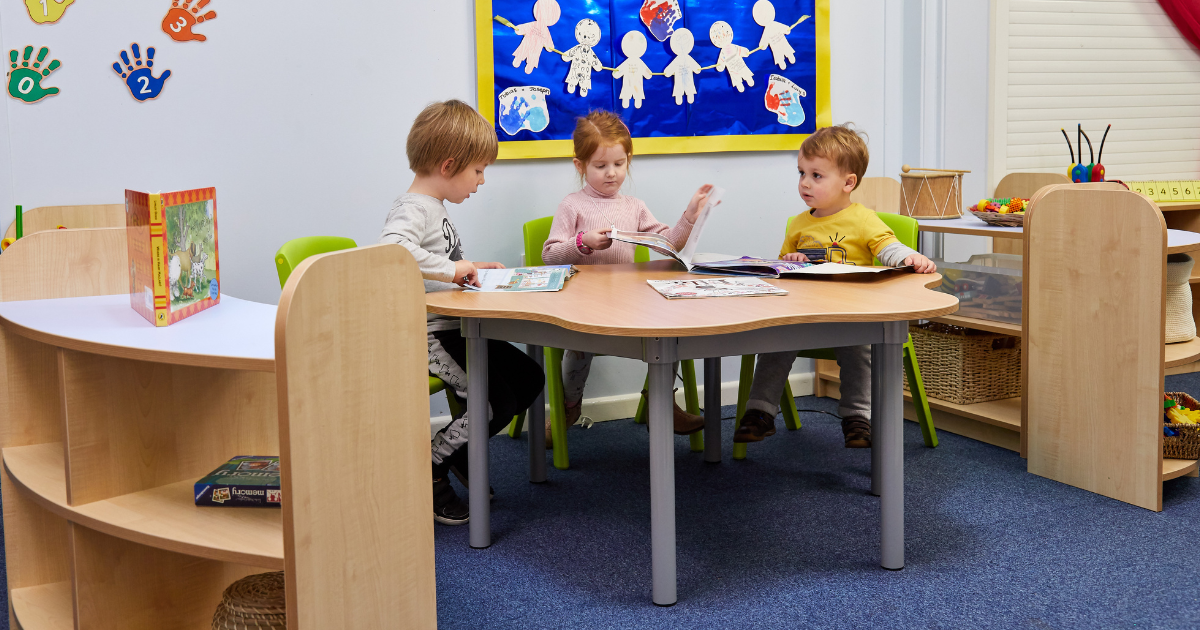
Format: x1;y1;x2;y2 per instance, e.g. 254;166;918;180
899;166;969;220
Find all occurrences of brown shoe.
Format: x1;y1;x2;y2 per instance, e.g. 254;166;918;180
546;402;584;449
672;402;704;435
842;417;872;448
733;409;776;443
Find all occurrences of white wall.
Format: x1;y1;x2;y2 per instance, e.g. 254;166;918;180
0;0;992;417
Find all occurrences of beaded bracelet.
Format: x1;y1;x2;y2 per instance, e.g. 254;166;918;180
576;231;594;255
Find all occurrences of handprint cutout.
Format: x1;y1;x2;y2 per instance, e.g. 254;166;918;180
24;0;75;25
112;44;172;102
7;46;62;103
162;0;217;42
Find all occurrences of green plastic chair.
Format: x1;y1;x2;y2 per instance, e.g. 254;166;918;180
731;211;938;460
275;236;469;423
506;217;704;469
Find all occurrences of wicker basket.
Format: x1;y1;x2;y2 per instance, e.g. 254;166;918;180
1164;392;1200;460
970;210;1025;227
212;572;287;630
905;322;1022;405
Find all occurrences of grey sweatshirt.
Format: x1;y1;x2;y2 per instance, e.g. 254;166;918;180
378;193;463;331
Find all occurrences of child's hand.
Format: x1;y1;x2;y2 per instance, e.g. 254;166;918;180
476;262;506;270
582;228;613;251
904;253;937;274
454;260;480;287
683;184;719;222
782;252;810;263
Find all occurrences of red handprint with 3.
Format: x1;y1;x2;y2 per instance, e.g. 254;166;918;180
162;0;217;43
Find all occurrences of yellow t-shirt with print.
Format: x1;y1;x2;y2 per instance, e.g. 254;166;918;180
779;203;899;266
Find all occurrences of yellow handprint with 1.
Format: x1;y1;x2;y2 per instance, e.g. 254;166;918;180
25;0;76;24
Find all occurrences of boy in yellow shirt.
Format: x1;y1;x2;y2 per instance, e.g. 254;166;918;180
733;125;936;447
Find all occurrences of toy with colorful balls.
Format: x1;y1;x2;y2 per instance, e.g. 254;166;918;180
972;197;1029;215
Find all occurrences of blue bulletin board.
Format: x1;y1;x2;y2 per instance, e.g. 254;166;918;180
476;0;830;159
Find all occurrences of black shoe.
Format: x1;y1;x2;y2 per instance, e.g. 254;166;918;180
449;465;495;500
733;409;777;443
433;477;469;525
842;417;872;448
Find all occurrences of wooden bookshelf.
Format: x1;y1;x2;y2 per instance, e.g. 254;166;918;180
0;229;437;629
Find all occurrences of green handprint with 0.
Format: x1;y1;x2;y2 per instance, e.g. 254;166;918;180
7;46;62;103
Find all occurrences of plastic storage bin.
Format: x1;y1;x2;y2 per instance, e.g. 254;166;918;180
934;253;1023;324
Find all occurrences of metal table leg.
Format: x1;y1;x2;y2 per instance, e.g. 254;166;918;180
703;357;722;464
877;321;906;570
465;319;491;549
526;344;547;483
645;337;678;606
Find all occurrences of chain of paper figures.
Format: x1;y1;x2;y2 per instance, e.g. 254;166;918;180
497;0;808;108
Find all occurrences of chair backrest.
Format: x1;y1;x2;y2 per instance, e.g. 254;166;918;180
994;172;1071;200
275;236;358;288
523;216;648;266
783;210;919;264
850;177;902;214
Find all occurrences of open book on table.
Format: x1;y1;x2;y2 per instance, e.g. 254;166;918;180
465;265;577;292
647;277;788;300
608;186;725;272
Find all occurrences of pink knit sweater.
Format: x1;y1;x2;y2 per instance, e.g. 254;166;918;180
542;183;695;265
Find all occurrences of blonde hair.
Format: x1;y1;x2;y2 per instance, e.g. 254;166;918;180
573;110;633;169
407;100;498;177
800;124;869;190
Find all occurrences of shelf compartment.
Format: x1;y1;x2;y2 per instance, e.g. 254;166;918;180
928;314;1021;335
11;581;73;630
4;443;283;569
1165;337;1200;368
1163;458;1199;481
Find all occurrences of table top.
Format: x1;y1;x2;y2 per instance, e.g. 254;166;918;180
917;216;1200;253
0;294;276;371
425;261;959;337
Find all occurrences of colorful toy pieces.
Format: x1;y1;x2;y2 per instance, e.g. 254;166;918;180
1164;394;1200;436
974;197;1028;215
1061;124;1110;183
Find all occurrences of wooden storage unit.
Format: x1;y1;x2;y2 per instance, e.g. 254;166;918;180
813;184;1200;510
0;228;436;629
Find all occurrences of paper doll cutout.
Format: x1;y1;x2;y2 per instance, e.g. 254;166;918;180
512;0;561;75
662;28;701;105
639;0;682;42
710;21;755;93
498;86;551;135
613;31;653;109
162;0;218;43
562;19;603;97
765;75;806;126
24;0;74;24
7;46;61;103
111;44;172;102
753;1;796;70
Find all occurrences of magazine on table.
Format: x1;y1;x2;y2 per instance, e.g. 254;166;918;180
690;256;917;279
465;265;578;292
646;277;789;300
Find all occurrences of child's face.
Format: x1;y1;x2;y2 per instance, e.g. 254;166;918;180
444;160;490;204
796;152;856;210
575;143;628;196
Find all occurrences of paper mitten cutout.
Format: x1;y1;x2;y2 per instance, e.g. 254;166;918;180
614;31;653;108
498;86;551;135
753;0;796;70
765;75;806;126
662;28;701;105
562;19;603;97
639;0;682;42
710;21;754;92
512;0;561;74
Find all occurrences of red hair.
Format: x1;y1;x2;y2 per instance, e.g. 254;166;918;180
573;111;633;165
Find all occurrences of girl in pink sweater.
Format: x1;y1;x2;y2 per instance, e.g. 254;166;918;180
541;110;717;442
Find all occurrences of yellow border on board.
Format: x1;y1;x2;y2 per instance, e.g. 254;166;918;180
475;0;832;159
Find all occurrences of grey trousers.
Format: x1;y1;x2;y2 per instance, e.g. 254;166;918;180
562;350;683;406
746;345;872;421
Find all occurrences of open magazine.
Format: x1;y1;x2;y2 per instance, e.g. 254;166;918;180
465;265;577;292
608;186;724;272
647;277;788;300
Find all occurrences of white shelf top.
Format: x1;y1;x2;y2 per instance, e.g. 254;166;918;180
0;294;276;371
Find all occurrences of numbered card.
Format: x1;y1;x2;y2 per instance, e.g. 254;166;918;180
1167;181;1184;202
1129;181;1147;195
1184;181;1200;202
1143;182;1159;201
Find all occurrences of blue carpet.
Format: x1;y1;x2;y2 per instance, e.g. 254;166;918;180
5;377;1200;629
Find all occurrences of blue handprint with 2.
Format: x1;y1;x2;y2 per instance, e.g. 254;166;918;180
112;44;171;102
